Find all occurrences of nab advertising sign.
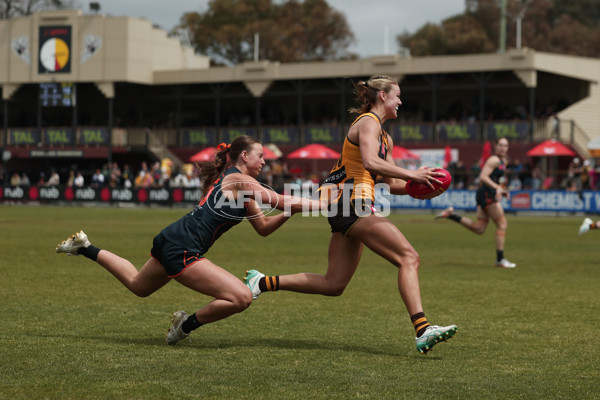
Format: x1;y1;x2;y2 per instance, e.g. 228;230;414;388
376;189;600;213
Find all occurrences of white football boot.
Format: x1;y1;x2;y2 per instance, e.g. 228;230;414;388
56;230;91;255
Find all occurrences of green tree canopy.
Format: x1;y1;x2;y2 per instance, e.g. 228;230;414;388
179;0;356;65
399;0;600;58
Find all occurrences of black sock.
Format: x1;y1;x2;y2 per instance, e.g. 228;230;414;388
496;250;504;262
77;245;101;261
258;276;280;292
448;214;462;223
181;312;202;334
411;312;430;337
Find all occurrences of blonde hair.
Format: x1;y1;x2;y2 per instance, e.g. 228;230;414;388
348;75;399;115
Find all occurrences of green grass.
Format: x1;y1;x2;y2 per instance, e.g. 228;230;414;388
1;204;598;399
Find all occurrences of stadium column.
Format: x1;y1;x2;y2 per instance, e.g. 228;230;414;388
290;80;309;145
108;97;113;165
334;78;347;128
210;83;224;143
72;83;77;148
2;98;7;149
529;87;535;141
95;82;115;166
243;75;273;142
423;74;443;138
175;85;182;146
2;85;18;156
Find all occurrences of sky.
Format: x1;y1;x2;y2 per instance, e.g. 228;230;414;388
89;0;466;58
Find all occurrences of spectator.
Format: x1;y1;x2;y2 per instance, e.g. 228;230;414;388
542;176;554;190
134;170;153;188
37;172;46;186
530;165;541;190
91;168;105;188
567;158;582;190
519;163;533;189
565;179;578;192
46;169;60;186
272;161;284;193
74;172;84;187
551;113;560;138
453;160;467;189
20;173;30;186
101;164;111;183
260;161;273;187
0;163;8;187
469;162;481;186
0;163;6;186
508;175;522;191
110;162;122;187
66;170;75;187
150;162;162;187
122;164;132;185
581;159;591;190
592;162;599;190
10;172;21;187
172;168;190;188
188;169;201;188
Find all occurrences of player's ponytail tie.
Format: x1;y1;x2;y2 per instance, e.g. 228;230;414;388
217;142;231;151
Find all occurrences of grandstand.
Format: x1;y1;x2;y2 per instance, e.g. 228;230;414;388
1;9;599;194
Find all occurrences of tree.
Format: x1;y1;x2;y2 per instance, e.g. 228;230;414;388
552;0;600;28
0;0;71;19
179;0;356;65
444;15;495;54
398;0;600;58
397;23;447;57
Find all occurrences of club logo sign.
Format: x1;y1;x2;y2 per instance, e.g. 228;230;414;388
38;26;72;74
11;36;31;65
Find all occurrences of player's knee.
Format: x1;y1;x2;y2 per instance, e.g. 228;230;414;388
398;251;420;271
232;291;253;311
473;224;486;235
131;284;154;298
323;281;348;296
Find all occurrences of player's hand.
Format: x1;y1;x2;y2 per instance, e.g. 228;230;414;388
408;167;444;189
496;187;510;201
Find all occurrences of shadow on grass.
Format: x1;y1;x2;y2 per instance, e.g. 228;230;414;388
37;332;448;360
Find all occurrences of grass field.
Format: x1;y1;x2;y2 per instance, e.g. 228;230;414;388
1;204;598;399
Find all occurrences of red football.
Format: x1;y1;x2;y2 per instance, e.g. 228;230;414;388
405;168;452;200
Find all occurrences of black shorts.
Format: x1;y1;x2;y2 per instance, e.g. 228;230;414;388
150;232;205;278
476;187;497;209
327;198;376;235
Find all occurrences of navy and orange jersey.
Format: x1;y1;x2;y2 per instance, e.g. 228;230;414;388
319;112;389;202
160;166;247;255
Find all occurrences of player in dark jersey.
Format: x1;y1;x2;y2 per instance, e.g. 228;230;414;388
244;75;458;355
435;137;516;268
56;135;325;345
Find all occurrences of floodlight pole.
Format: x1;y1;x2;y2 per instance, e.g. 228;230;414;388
254;33;259;62
515;1;531;49
498;0;507;53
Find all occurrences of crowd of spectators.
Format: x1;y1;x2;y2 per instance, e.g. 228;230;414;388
2;154;599;195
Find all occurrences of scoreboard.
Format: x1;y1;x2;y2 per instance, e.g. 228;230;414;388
39;82;75;107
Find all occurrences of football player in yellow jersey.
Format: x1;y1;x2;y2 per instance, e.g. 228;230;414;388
246;75;458;354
